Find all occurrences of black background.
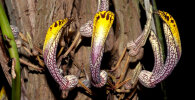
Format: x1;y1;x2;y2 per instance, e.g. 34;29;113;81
140;0;191;100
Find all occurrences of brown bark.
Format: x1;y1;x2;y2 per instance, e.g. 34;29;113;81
2;0;143;99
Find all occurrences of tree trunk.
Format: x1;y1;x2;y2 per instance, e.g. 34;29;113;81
3;0;143;99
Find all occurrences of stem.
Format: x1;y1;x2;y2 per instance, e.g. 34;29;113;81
151;0;165;59
151;1;167;100
0;3;21;100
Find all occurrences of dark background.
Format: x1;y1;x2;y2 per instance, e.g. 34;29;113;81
157;0;191;99
140;0;191;100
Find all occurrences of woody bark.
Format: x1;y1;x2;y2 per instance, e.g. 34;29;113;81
2;0;142;99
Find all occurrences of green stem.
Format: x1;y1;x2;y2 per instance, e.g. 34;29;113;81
151;0;165;60
151;1;167;100
0;3;21;100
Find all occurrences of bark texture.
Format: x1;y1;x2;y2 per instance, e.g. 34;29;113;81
2;0;143;99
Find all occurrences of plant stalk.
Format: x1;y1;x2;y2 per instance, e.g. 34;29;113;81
0;3;21;100
151;1;167;100
151;0;165;59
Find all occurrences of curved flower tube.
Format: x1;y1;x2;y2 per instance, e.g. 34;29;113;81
138;30;164;88
126;4;153;56
138;11;182;88
43;18;78;90
158;11;182;54
149;30;164;76
90;11;114;87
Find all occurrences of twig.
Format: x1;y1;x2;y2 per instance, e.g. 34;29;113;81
115;77;131;89
110;47;127;71
57;47;64;58
115;89;130;93
19;32;27;42
62;31;81;57
78;80;92;95
115;55;130;86
124;62;142;90
34;46;43;55
19;32;43;55
57;31;81;67
107;79;115;89
23;46;33;56
19;58;43;71
36;56;45;67
26;32;33;49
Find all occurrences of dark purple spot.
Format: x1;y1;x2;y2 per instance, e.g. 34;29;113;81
96;16;100;20
171;20;174;23
106;14;109;20
166;15;169;21
59;21;61;25
54;22;58;27
110;16;113;21
100;12;106;18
